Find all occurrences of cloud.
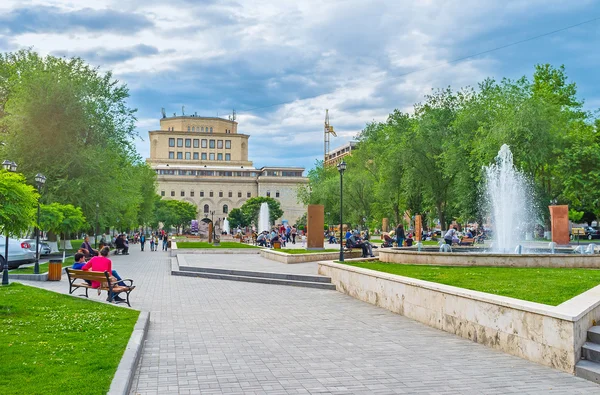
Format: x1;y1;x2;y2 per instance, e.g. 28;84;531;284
52;44;160;65
0;6;153;35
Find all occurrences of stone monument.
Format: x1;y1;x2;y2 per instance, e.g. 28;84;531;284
549;205;569;245
414;215;422;242
307;204;325;249
382;218;389;233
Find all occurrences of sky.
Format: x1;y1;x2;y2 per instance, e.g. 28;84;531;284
0;0;599;171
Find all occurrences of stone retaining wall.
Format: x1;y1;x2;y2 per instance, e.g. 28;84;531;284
261;249;364;264
318;260;600;373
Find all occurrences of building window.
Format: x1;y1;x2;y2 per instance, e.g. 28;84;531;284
209;153;215;160
223;204;229;214
276;191;280;198
193;139;199;148
201;153;207;160
210;191;214;197
209;140;215;148
217;153;223;161
201;139;207;148
225;140;231;149
177;138;183;147
185;139;191;147
225;154;231;161
177;152;183;159
204;204;209;213
171;190;175;197
187;126;191;131
266;191;271;197
169;152;174;159
191;191;195;197
219;191;223;197
185;152;191;160
210;127;213;133
238;191;242;198
192;126;195;132
169;138;175;147
200;191;204;197
193;152;199;160
161;190;165;196
217;140;223;149
228;191;232;198
181;190;185;197
247;192;251;198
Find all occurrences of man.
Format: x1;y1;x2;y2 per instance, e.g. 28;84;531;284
81;235;98;257
350;231;374;258
444;226;457;245
257;231;268;247
115;234;129;255
162;233;169;251
140;233;146;251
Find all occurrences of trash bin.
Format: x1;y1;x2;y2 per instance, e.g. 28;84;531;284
273;242;281;249
48;259;62;281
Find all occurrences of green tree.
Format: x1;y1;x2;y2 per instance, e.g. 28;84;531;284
39;203;65;235
0;170;38;239
227;208;249;228
241;197;283;226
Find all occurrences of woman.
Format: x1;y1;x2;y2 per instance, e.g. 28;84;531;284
444;226;457;245
395;224;405;247
82;246;126;302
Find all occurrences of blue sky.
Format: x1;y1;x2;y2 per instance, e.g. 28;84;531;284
0;0;599;171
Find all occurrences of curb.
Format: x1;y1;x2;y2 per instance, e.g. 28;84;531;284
108;311;150;395
8;267;68;282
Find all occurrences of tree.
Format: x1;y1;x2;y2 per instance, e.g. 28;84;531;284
56;204;86;249
0;170;38;238
240;197;283;226
227;208;249;228
152;198;197;233
39;203;65;235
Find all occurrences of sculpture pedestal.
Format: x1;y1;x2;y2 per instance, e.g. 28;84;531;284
307;205;324;249
549;205;569;245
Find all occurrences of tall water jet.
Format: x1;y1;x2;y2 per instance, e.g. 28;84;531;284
223;218;230;235
484;144;533;253
258;202;270;233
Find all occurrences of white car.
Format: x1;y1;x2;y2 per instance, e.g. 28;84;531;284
0;236;36;269
21;239;52;256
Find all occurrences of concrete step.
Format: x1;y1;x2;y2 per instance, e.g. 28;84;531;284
582;342;600;363
173;269;336;290
576;360;600;383
588;326;600;344
178;265;332;283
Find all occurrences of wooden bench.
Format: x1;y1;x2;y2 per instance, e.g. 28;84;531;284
65;268;136;307
459;237;475;246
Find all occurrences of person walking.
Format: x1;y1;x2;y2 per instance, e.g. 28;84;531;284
140;233;146;251
291;226;297;244
149;236;155;252
395;224;405;247
162;233;169;251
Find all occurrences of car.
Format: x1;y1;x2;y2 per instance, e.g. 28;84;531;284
21;239;52;256
584;226;600;240
0;236;36;269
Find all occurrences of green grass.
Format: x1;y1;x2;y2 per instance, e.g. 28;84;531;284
176;241;260;249
342;261;600;306
0;283;139;395
280;249;339;254
70;239;84;248
10;257;75;274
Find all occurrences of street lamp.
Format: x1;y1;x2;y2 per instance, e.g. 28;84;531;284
337;161;346;262
95;202;99;249
33;173;46;275
2;161;18;285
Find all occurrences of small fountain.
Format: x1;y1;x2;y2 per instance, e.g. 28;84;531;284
549;242;557;254
223;218;230;235
586;244;596;255
574;245;585;254
439;244;452;253
514;245;522;255
258;202;270;233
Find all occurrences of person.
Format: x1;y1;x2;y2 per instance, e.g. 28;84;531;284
140;233;146;251
270;233;280;248
149;236;155;252
465;228;474;238
349;231;374;258
395;224;405;247
81;236;98;257
257;231;268;247
364;229;370;241
115;234;129;255
291;226;297;244
82;246;126;302
153;235;159;251
72;252;87;270
162;233;169;251
405;233;414;247
444;226;457;245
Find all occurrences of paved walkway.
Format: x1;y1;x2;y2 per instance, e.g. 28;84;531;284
182;254;320;275
17;247;600;394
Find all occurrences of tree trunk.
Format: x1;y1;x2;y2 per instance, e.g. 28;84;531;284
437;205;446;231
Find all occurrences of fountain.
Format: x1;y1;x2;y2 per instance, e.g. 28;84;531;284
258;202;270;233
223;218;230;235
484;144;534;252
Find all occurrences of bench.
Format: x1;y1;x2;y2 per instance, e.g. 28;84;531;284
459;237;475;246
65;268;136;307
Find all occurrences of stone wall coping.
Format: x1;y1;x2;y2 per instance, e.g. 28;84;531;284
318;260;600;322
382;249;592;258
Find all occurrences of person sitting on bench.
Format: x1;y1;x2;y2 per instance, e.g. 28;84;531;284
115;234;129;255
80;235;98;257
82;246;127;302
349;231;374;258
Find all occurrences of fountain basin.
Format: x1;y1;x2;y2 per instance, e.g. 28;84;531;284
379;248;600;268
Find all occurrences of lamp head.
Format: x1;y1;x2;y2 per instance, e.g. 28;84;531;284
337;161;347;174
10;161;17;172
2;160;11;170
35;173;46;186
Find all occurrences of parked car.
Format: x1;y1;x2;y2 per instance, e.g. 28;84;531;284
584;226;600;240
21;239;52;256
0;236;36;269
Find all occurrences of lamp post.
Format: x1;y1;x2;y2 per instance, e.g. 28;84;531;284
337;161;346;262
33;173;46;275
95;202;99;249
2;160;18;285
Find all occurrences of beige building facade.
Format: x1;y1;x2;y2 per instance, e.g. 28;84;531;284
147;114;307;226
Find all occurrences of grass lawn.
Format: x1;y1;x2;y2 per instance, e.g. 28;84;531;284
0;283;139;395
70;239;84;248
10;257;75;274
280;249;339;254
176;241;260;249
342;261;600;306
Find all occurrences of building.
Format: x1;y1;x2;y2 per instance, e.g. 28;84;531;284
147;114;308;226
324;141;358;166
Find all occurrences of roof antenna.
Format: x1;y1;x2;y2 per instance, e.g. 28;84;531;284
161;108;166;118
182;105;185;116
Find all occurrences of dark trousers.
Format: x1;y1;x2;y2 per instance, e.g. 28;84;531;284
140;242;145;251
292;234;296;244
